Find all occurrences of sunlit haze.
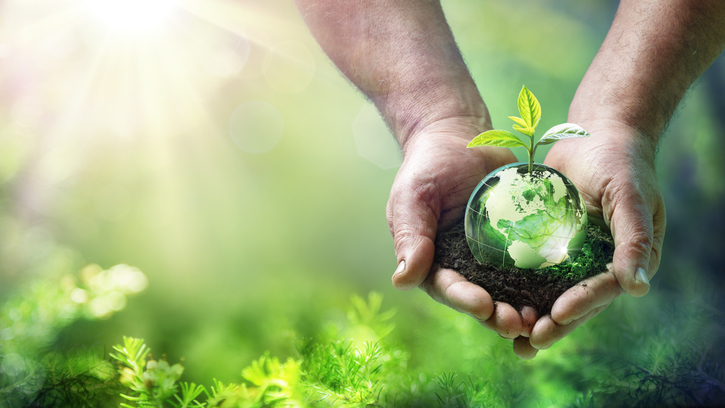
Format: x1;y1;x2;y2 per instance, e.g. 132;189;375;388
86;0;177;35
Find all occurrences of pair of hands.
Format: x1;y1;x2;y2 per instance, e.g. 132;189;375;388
386;116;665;359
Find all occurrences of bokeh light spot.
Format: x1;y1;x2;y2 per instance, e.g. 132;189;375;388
1;353;25;377
204;36;250;78
107;264;148;293
228;101;284;154
263;41;315;94
70;288;89;304
8;308;22;322
352;103;402;169
89;297;112;319
107;291;127;311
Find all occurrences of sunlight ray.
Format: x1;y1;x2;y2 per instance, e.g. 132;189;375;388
85;0;177;35
37;30;113;146
0;4;85;46
178;0;304;50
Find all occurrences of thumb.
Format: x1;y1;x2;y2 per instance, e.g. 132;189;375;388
609;193;654;297
387;187;439;291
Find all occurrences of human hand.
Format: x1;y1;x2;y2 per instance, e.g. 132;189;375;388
521;119;666;354
386;116;545;341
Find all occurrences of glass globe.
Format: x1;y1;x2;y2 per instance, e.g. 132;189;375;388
465;162;587;269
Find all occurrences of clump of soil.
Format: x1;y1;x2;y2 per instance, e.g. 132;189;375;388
434;222;614;316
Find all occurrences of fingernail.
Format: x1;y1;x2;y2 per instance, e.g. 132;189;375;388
634;267;650;286
393;259;406;277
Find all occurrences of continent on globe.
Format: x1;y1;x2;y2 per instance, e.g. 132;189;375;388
464;162;587;269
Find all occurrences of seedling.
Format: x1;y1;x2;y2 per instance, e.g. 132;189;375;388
464;86;591;269
467;85;590;173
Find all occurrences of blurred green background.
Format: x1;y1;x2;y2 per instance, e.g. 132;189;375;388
1;0;724;405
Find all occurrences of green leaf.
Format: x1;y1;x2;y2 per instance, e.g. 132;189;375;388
512;124;535;137
508;116;528;128
517;85;541;129
535;123;591;147
175;382;206;408
467;130;529;149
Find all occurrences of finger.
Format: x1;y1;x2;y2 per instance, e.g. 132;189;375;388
387;184;440;290
649;201;666;278
482;302;522;339
513;336;538;360
520;306;538;338
550;267;623;325
608;190;656;297
420;265;494;322
529;305;608;350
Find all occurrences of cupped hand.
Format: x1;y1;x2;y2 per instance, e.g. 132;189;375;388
385;117;541;342
525;119;666;351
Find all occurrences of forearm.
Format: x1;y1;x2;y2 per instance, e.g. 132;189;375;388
570;0;725;143
294;0;488;148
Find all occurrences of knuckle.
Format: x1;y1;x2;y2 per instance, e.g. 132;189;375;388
392;226;430;257
392;225;415;246
385;201;394;232
625;234;654;255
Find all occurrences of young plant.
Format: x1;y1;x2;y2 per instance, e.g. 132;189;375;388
467;85;590;172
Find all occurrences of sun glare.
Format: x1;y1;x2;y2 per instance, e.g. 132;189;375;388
86;0;177;35
0;0;313;152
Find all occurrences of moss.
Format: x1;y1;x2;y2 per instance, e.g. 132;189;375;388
536;224;613;281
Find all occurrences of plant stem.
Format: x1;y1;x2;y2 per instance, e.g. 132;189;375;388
528;134;535;173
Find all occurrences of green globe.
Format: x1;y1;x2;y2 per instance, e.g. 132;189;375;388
464;162;587;269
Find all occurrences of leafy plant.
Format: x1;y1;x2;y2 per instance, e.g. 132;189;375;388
432;372;466;408
344;292;397;342
111;337;184;407
0;256;147;408
299;340;387;406
467;85;590;172
109;293;404;408
5;269;725;408
110;336;304;408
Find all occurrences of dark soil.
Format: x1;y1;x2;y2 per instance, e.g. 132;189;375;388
434;222;614;316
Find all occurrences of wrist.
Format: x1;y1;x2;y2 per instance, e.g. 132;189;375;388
374;77;491;150
568;75;668;147
566;117;659;164
570;0;725;146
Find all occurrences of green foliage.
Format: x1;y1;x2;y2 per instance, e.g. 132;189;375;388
576;301;725;407
432;372;466;408
513;85;541;134
468;85;590;172
111;336;185;407
535;225;612;281
345;292;396;340
537;123;591;146
466;129;528;149
0;257;147;408
111;338;306;408
241;353;301;406
106;287;725;408
109;293;403;408
300;340;384;406
0;349;118;408
0;263;147;355
3;270;725;408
